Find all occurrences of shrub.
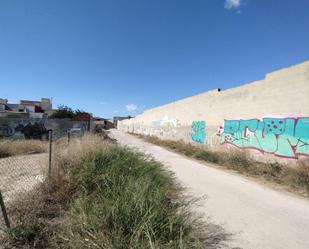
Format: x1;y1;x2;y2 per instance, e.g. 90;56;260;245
49;105;87;119
4;134;225;248
283;160;309;194
9;221;43;244
268;163;283;177
226;151;253;171
58;144;208;248
194;151;220;164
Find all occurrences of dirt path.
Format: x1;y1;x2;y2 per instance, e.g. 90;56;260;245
110;129;309;249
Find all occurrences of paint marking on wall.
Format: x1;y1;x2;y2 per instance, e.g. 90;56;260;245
152;115;180;135
220;117;309;158
191;121;206;144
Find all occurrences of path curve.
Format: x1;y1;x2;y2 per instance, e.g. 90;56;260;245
110;129;309;249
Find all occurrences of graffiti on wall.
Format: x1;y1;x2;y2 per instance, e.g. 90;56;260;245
0;121;47;139
153;115;179;128
191;121;206;144
0;118;90;139
220;117;309;158
152;115;180;136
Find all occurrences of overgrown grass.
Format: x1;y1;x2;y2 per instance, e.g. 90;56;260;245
0;139;47;158
142;135;309;197
3;134;226;249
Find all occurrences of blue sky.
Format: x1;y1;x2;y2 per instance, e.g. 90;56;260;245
0;0;308;118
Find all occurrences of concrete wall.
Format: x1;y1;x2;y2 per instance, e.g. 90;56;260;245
119;61;309;161
0;118;90;139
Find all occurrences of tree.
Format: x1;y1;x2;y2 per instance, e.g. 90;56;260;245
49;105;75;119
74;109;86;115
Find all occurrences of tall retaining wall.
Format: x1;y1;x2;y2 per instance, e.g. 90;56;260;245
119;61;309;162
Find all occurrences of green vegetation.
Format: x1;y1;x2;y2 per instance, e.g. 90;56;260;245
4;135;225;248
194;151;220;164
142;135;309;197
0;139;47;158
49;105;85;119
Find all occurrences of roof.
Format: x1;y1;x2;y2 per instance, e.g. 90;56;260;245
20;100;41;105
72;113;91;121
6;104;25;110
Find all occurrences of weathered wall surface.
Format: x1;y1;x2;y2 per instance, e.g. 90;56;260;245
0;118;89;139
119;61;309;161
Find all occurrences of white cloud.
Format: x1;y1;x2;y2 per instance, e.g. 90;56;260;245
113;110;119;114
125;104;146;113
99;101;106;105
126;104;138;112
224;0;242;10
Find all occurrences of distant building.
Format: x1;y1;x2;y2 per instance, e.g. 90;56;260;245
40;98;52;111
72;112;93;131
0;99;8;111
0;98;7;105
45;109;58;116
93;117;114;129
20;98;52;113
0;98;52;118
113;116;132;128
6;104;26;112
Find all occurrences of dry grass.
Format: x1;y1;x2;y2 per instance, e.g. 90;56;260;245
2;134;227;249
0;139;47;158
142;135;309;197
2;183;63;248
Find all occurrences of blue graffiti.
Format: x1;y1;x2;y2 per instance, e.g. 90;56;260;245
191;121;206;144
0;127;14;136
221;117;309;158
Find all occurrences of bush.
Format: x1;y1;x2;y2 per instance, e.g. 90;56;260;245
4;135;225;248
58;144;207;248
9;221;43;244
194;151;220;164
49;105;86;119
226;151;253;172
268;163;283;177
283;160;309;194
49;105;75;119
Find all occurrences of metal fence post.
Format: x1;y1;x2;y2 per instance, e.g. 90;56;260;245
68;130;71;144
48;129;53;179
0;190;10;229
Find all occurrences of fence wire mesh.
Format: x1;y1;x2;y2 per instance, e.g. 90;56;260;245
0;130;84;233
0;153;48;229
0;128;89;241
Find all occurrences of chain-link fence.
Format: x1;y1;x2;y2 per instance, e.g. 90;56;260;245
0;130;56;232
0;128;86;234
